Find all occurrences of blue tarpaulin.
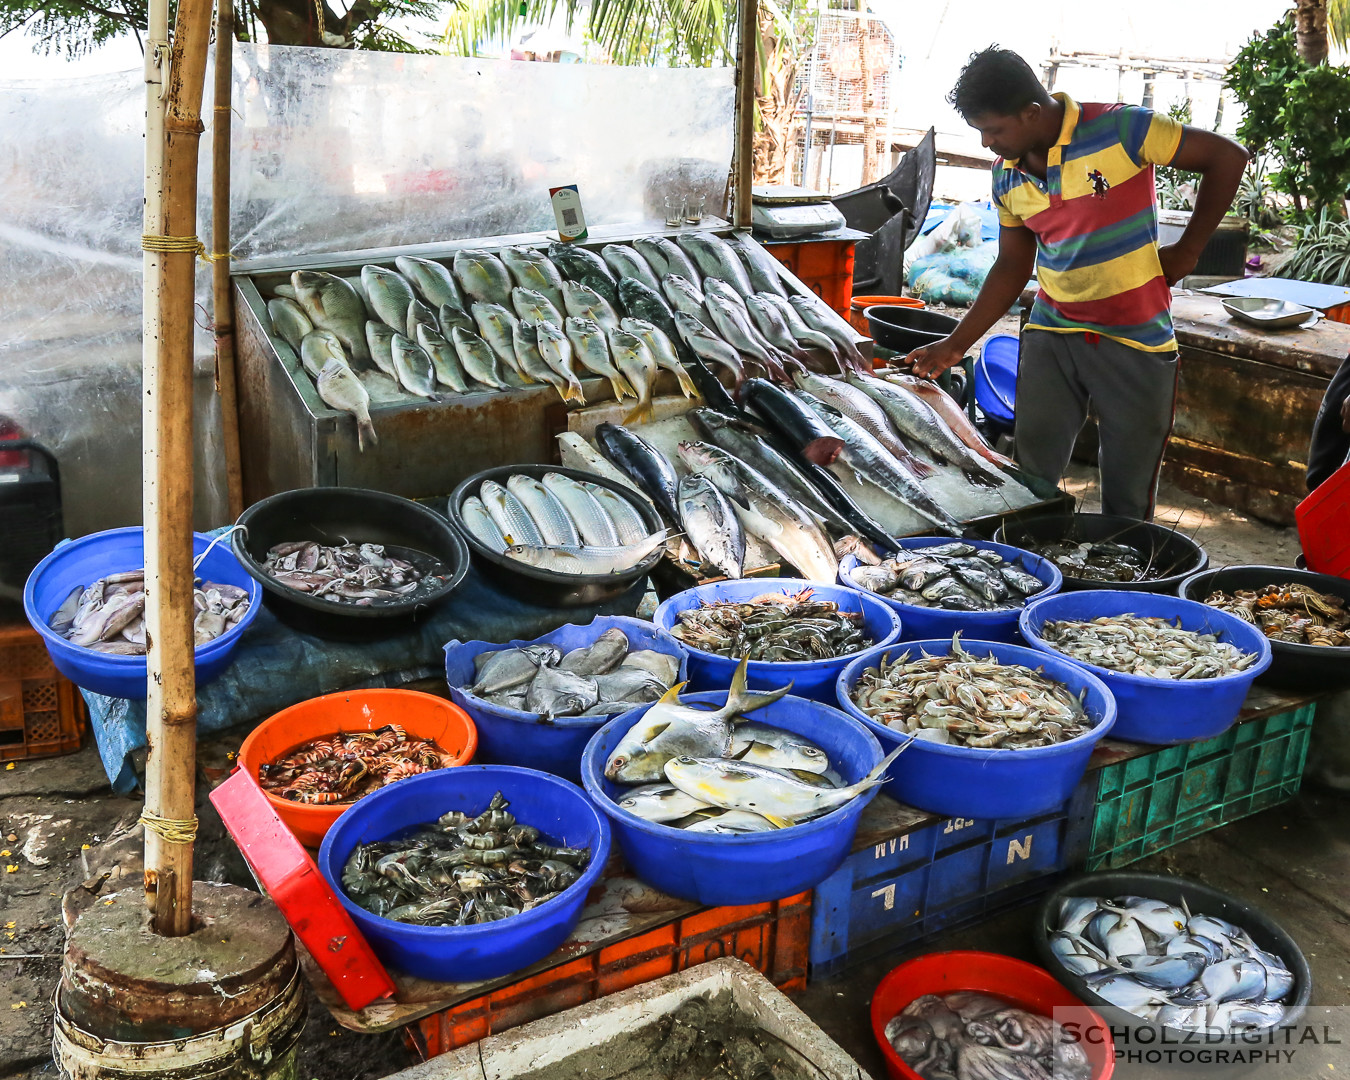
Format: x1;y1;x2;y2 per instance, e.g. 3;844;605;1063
84;566;645;793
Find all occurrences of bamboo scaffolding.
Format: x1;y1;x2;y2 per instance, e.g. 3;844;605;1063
212;0;244;521
733;0;758;227
142;0;216;937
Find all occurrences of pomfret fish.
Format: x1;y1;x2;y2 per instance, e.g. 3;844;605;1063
512;321;570;400
547;243;621;307
500;246;566;310
732;237;788;296
730;722;829;773
558;628;630;676
621;318;697;398
541;472;619;546
416;323;470;393
676;232;754;296
535;322;586;403
452;248;513;307
506;475;579;547
268;296;313;353
565;316;634;400
608;329;658;424
471;302;526;380
526;664;599;718
511;286;564;327
361;265;416;332
461;495;507;552
1088;910;1147;960
365;321;398;377
603;656;793;783
684;810;781;834
1058;896;1103;937
395;255;463;311
562;281;620;332
617;784;711;823
620;650;681;684
391;333;438;399
661;274;709;322
471;643;563;695
583;482;649;546
1200;959;1268;1003
593;668;667;703
407;299;440;342
450;326;507;390
601;244;662;293
633;236;700;283
316;359;377;451
664;743;904;825
673;311;744;386
480;479;544;547
299;329;347;379
677;473;745;580
292;270;371;365
504;531;667;576
1048;931;1111;976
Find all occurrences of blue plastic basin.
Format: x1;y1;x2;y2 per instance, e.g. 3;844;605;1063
835;638;1116;819
444;616;689;784
580;691;884;906
838;538;1061;646
23;527;261;700
317;765;610;983
652;579;902;702
975;334;1018;428
1019;591;1273;745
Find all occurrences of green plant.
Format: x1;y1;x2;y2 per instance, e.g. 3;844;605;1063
1276;208;1350;284
1226;13;1350;221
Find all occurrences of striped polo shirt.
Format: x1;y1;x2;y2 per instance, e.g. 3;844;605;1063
993;93;1185;352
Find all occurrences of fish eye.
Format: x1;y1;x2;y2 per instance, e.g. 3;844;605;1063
803;747;823;757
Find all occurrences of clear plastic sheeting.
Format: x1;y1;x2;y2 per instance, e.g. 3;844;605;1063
0;47;733;540
230;45;735;259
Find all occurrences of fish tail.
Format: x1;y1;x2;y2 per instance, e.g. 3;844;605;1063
858;742;909;790
611;374;638;400
899;453;936;480
761;813;791;829
674;365;698;398
719;655;793;718
568;378;587;404
623;399;655;426
357;417;378;452
656;680;688;706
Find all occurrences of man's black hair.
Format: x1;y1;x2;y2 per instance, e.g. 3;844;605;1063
947;46;1050;120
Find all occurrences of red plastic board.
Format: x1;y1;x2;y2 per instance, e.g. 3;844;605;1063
210;769;396;1010
1296;457;1350;578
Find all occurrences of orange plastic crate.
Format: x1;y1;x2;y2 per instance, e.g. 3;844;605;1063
0;623;85;761
764;239;857;317
406;892;811;1058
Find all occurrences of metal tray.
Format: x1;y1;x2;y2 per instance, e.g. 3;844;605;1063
1221;295;1318;329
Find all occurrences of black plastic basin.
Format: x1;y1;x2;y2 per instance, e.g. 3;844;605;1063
448;465;664;608
864;305;959;354
1179;564;1350;691
232;487;469;641
994;512;1208;593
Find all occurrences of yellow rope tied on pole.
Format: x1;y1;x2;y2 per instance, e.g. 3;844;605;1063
141;233;233;262
140;810;200;845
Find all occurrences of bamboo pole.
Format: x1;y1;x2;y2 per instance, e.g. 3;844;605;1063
733;0;758;227
142;0;215;938
211;0;244;521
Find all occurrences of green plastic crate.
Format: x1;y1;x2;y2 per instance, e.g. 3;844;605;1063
1087;704;1314;870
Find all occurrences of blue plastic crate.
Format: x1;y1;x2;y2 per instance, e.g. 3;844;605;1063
808;782;1094;979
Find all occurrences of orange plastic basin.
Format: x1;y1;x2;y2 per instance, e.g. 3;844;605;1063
850;295;923;333
237;689;477;848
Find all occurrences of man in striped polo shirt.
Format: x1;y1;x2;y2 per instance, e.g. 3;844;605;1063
908;47;1248;520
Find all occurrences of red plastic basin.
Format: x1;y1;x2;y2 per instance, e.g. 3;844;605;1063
237;689;477;848
1298;457;1350;578
870;950;1115;1080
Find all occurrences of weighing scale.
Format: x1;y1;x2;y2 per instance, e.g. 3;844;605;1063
751;185;846;239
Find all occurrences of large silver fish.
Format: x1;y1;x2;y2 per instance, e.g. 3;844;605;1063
557;628;630;676
661;274;710;323
676;232;754;296
794;372;908;459
453;248;513;307
360;265;417;332
541;472;620;547
601;244;662;293
506;474;580;546
673;311;744;386
461;495;507;552
500;246;566;310
504;531;667;576
480;480;545;547
583;481;649;546
730;722;830;773
789;293;865;371
621;318;697;398
471;643;563;695
633;236;700;283
565;316;634;400
744;294;808;359
706;293;789;379
526;664;599;718
292;271;371;365
617;784;712;823
732;238;788;296
677;473;745;580
761;293;840;358
316;359;378;452
395;255;463;311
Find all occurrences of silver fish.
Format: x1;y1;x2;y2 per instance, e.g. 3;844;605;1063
789;293;865;371
1102;897;1188;939
1049;931;1111;976
684;811;781;834
292;270;371;365
500;246;565;310
677;473;745;580
461;495;507;552
504;531;667;576
582;482;649;546
391;333;438;399
617;784;711;823
1117;952;1209;991
480;479;544;547
535;322;586;403
676;232;754;296
794;372;909;459
732;238;788;297
761;292;839;358
471;302;525;380
1088;910;1147;960
557;628;631;676
316;359;378;451
673;310;744;385
365;321;398;377
268;296;313;353
512;321;570;401
593;668;667;703
453;248;513;307
661;274;709;322
621;317;697;398
299;329;347;379
506;474;580;547
705;293;788;378
702;277;749;316
542;472;619;547
1200;959;1267;1003
565;316;634;400
416;323;470;393
526;664;599;718
395;255;463;311
608;329;658;424
634;236;700;283
601;244;662;293
744;294;806;358
562;281;619;332
450;326;507;390
511;286;564;328
730;722;829;773
361;265;417;332
620;650;681;684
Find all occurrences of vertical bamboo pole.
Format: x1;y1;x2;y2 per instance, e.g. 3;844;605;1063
143;0;216;937
733;0;758;227
212;0;244;521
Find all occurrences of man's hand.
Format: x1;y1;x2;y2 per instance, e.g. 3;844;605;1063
1158;242;1201;287
1341;392;1350;434
907;337;967;379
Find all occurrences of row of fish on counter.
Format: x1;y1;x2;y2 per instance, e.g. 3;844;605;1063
261;232;864;452
603;657;904;832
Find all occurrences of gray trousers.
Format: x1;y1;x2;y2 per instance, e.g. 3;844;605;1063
1014;330;1180;521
